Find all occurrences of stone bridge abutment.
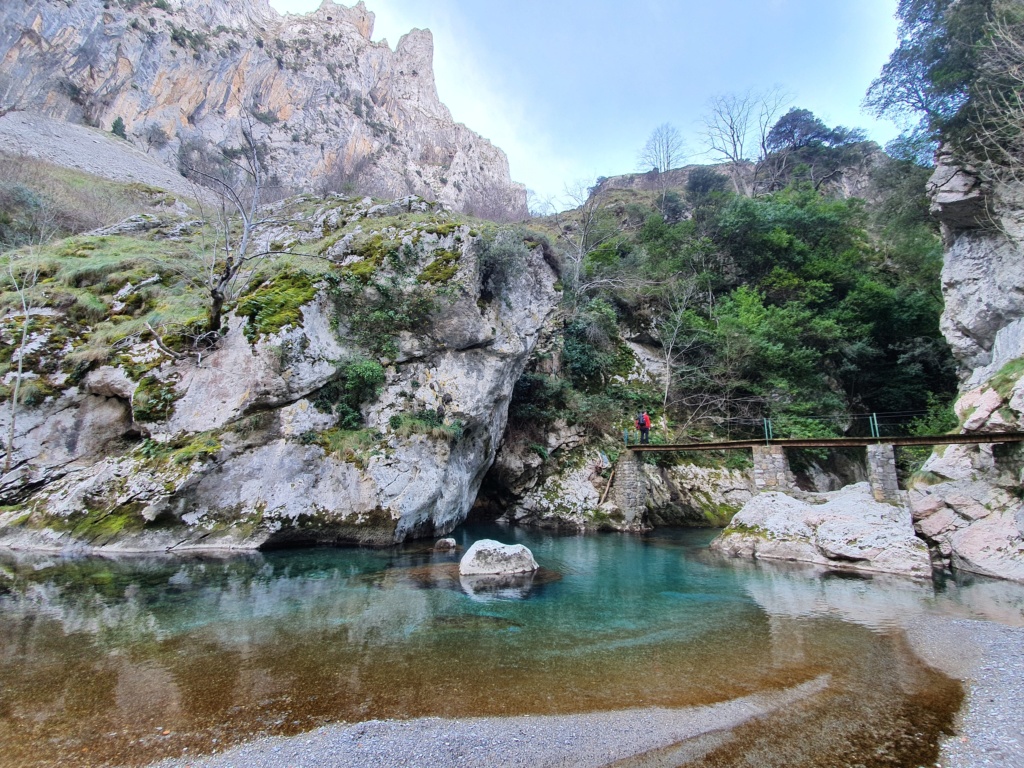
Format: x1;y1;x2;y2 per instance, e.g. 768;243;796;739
611;442;904;522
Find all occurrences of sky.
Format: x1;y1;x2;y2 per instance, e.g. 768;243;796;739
268;0;902;207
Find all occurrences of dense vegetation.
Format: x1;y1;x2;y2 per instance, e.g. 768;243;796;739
511;117;956;456
867;0;1024;177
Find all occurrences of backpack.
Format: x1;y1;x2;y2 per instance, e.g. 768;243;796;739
635;412;643;429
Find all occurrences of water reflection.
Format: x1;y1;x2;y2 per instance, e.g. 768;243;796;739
459;569;538;601
0;527;1021;768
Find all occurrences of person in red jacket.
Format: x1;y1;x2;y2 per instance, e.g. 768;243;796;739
635;410;651;444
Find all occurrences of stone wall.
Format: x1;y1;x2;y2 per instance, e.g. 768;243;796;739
751;446;796;491
610;452;645;516
866;444;900;502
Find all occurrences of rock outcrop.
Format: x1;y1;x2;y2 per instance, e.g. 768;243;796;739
459;539;538;575
906;152;1024;583
0;194;557;552
711;483;932;577
0;0;527;220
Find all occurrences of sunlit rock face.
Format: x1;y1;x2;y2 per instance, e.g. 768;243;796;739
0;0;527;220
0;196;558;552
711;483;932;578
908;151;1024;583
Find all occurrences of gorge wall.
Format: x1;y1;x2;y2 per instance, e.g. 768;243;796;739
0;0;527;220
905;154;1024;582
0;195;557;552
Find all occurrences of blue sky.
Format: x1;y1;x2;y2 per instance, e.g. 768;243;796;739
269;0;901;205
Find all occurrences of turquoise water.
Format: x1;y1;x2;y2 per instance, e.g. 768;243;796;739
1;525;1022;767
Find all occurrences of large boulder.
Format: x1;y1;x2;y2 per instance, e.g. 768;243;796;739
459;539;539;575
711;483;932;578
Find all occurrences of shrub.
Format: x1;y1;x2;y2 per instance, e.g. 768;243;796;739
111;117;127;140
312;358;385;429
477;228;528;302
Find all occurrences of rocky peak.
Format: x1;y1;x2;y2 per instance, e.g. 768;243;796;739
0;0;526;220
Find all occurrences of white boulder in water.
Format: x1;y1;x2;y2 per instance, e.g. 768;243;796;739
459;539;539;575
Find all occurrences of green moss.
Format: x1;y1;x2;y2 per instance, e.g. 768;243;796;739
416;249;461;284
132;374;179;422
305;427;380;468
609;343;637;378
727;522;774;539
236;270;318;341
171;433;221;464
39;505;146;543
5;511;31;527
336;234;401;284
388;410;463;441
989;357;1024;400
424;222;459;237
701;502;741;527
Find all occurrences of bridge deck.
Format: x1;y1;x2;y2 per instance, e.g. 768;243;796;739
628;432;1024;451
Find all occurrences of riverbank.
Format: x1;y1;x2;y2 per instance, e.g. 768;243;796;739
905;617;1024;767
148;677;831;768
147;614;1024;768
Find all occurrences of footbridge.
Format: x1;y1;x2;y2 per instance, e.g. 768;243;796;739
609;432;1024;513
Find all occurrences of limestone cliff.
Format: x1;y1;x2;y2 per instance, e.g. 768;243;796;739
907;151;1024;582
0;0;527;220
0;194;557;552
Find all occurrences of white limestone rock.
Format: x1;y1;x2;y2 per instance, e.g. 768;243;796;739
0;1;527;220
0;208;559;552
459;539;538;575
711;483;932;577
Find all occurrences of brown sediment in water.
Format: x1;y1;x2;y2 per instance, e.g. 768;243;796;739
0;609;964;768
612;627;964;768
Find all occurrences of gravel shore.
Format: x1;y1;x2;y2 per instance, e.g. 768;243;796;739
149;677;830;768
145;614;1023;768
905;617;1024;768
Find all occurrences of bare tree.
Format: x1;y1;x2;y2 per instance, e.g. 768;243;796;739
650;277;700;418
638;123;686;174
701;88;790;196
178;113;283;333
968;16;1024;185
3;252;39;474
552;182;626;307
638;123;687;210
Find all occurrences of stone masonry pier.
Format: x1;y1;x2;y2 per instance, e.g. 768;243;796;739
751;445;797;492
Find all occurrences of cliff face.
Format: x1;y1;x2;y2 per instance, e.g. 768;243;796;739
908;152;1024;582
0;0;527;220
0;194;557;552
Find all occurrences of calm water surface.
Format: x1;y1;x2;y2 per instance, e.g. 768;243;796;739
1;525;1023;767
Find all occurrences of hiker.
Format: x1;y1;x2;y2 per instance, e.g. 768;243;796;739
635;410;651;444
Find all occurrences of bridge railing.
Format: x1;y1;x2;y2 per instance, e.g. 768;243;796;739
621;410;942;447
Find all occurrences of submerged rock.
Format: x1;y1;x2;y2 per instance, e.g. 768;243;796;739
459;539;539;576
459;571;538;602
711;483;931;578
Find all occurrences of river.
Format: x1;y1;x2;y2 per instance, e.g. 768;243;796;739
1;525;1022;767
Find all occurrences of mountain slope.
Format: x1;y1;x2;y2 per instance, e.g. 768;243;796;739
0;0;526;219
